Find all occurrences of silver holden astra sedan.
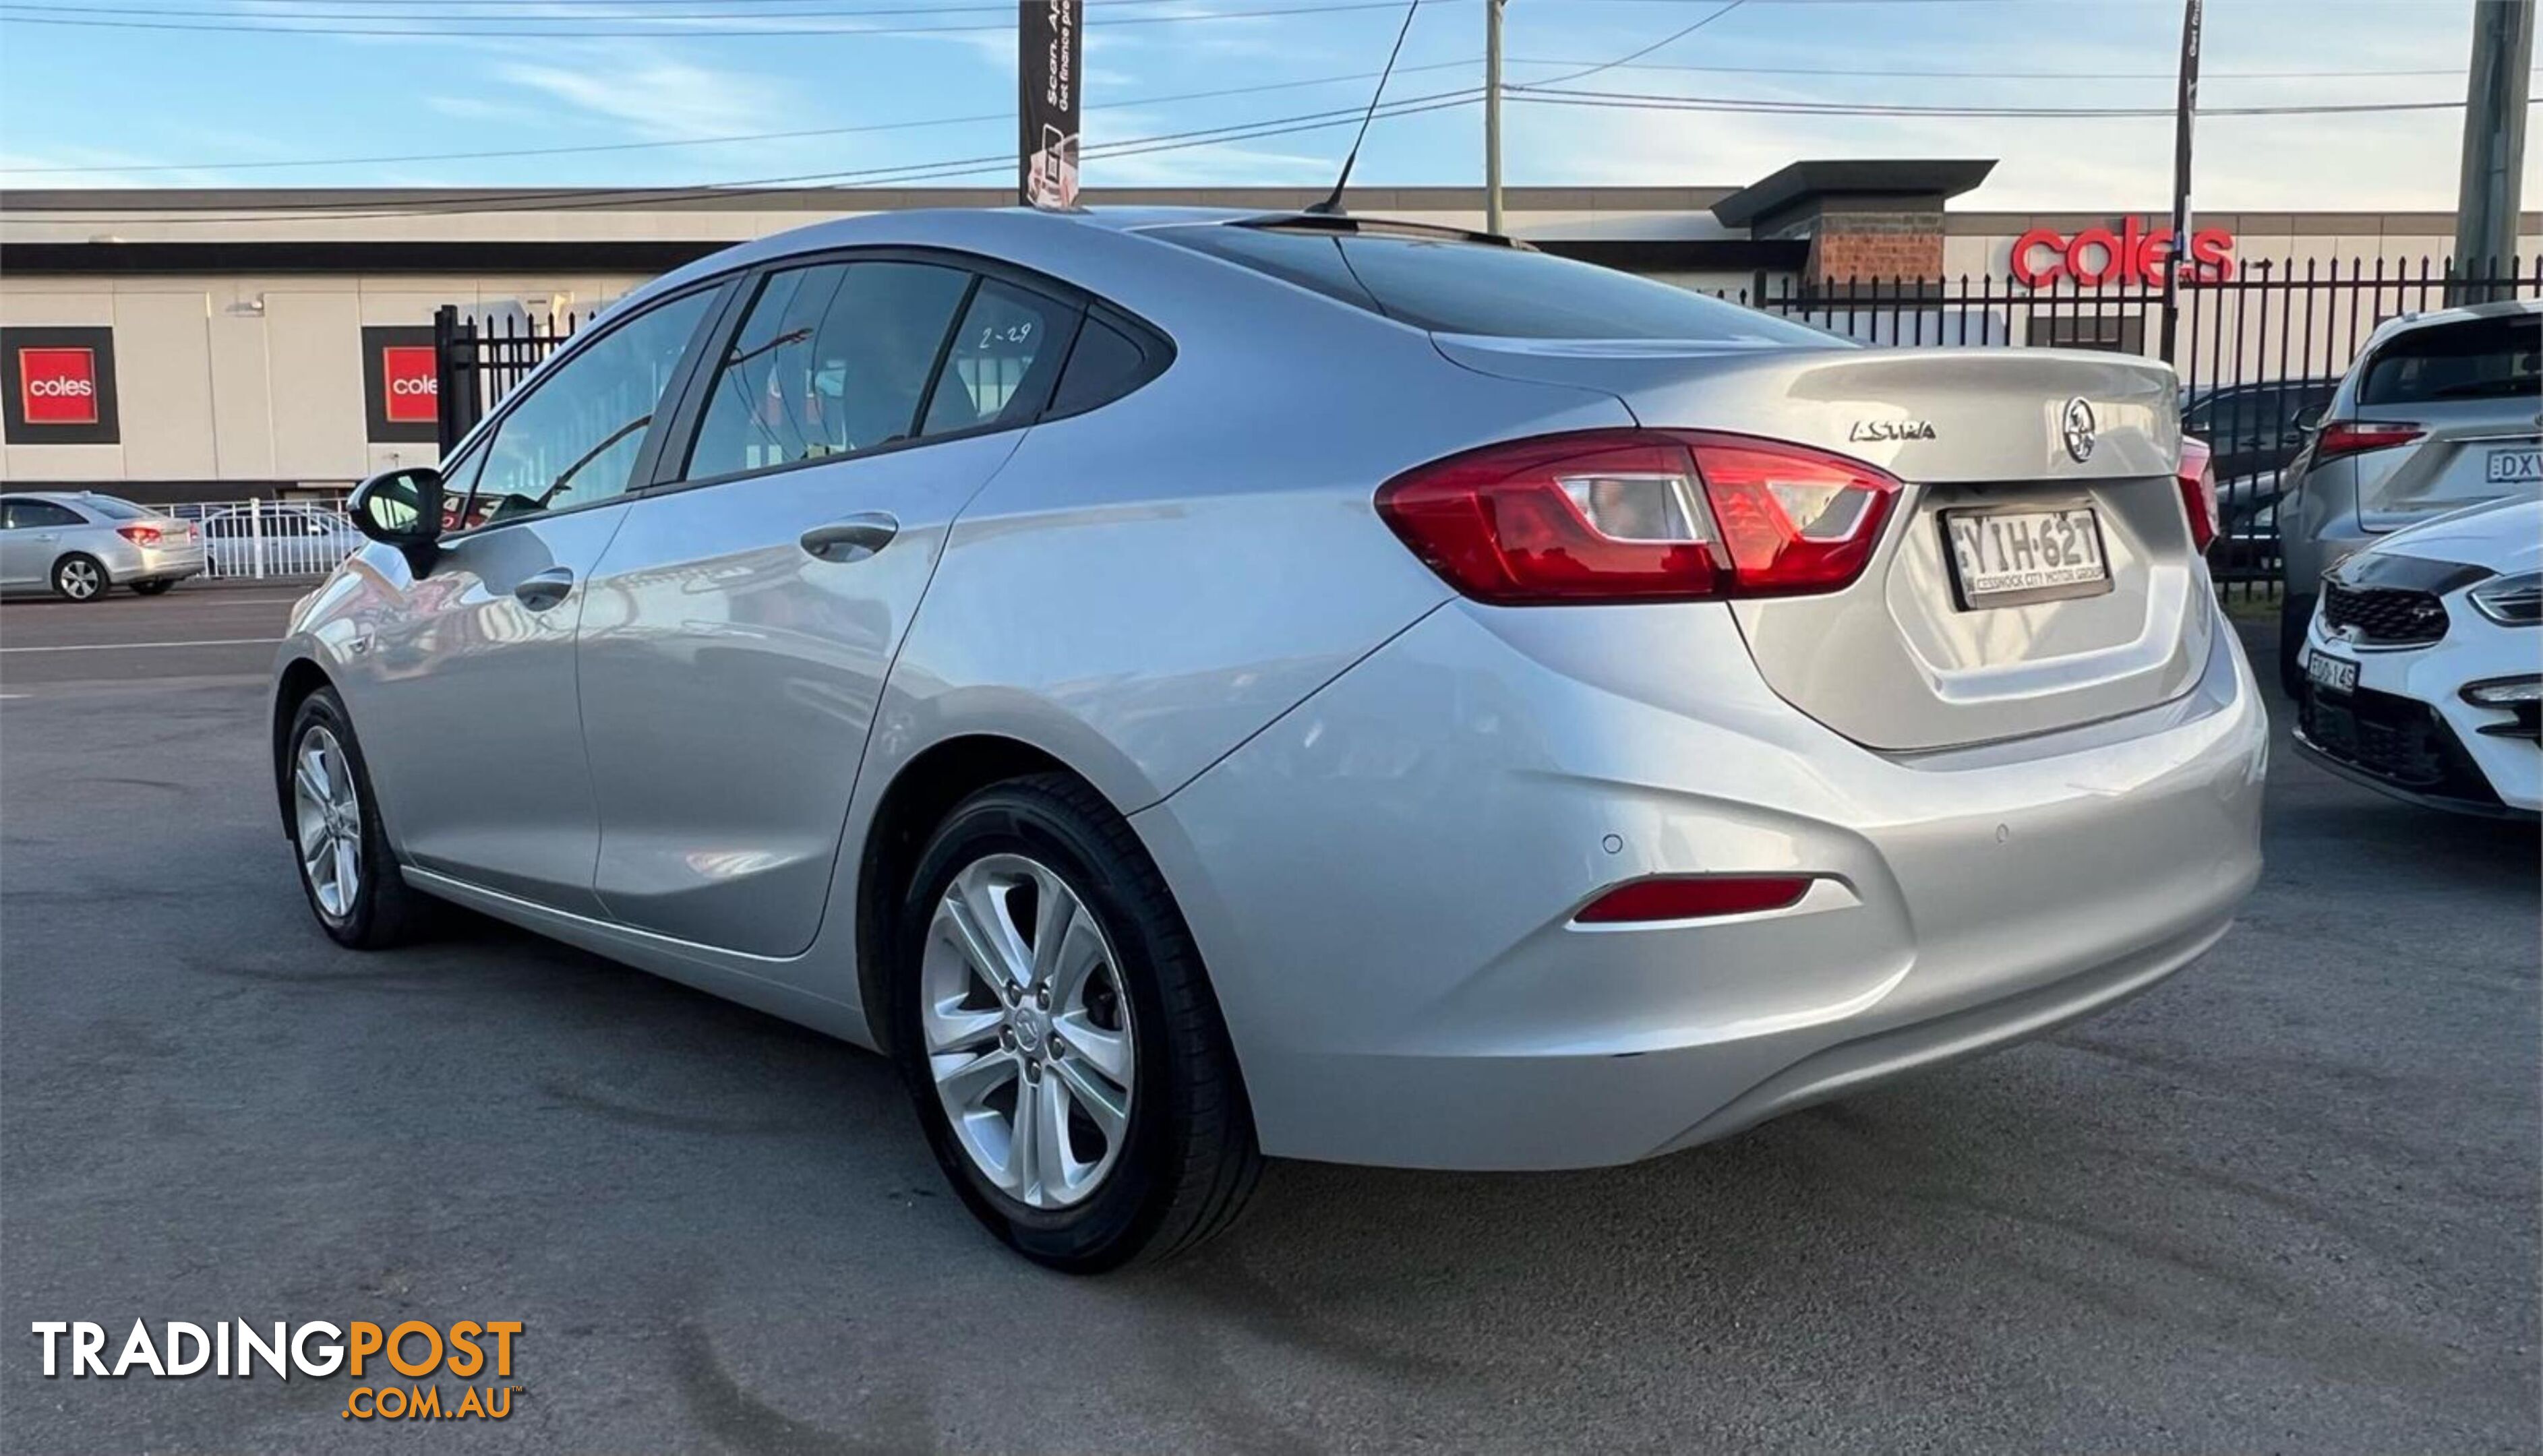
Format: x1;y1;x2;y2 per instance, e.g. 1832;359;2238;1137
272;208;2268;1271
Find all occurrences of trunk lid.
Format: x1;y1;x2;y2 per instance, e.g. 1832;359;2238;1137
2352;396;2543;534
1435;338;2204;751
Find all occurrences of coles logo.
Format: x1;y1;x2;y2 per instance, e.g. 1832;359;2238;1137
381;346;438;424
19;348;99;426
2012;219;2236;289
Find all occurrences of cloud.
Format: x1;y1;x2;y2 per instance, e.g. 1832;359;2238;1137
494;44;777;142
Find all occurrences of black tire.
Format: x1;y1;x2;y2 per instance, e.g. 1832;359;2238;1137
2277;590;2315;700
892;772;1261;1273
282;688;423;950
50;553;107;602
129;579;175;596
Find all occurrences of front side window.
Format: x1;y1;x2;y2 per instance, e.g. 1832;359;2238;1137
468;289;716;525
684;261;972;481
2359;313;2541;406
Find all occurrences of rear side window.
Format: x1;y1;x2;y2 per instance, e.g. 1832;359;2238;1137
1148;224;1830;344
1048;317;1152;416
684;261;971;480
2358;313;2540;406
921;280;1069;437
3;498;84;529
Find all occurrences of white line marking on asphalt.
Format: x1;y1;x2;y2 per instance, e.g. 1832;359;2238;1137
0;637;283;653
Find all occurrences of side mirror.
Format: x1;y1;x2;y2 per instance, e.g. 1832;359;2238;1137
348;466;444;550
2292;405;2326;434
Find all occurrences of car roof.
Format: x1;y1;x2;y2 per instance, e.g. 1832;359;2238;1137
623;206;1510;320
2365;295;2540;346
5;489;133;506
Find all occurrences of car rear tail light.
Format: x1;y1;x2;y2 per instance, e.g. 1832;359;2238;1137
115;524;162;547
2177;435;2219;553
2312;420;2424;462
1375;429;1899;605
1574;875;1814;924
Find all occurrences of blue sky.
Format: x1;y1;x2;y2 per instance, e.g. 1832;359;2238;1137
0;0;2517;208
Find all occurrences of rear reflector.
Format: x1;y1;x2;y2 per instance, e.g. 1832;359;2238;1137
1375;430;1898;605
1574;875;1814;924
2177;435;2219;553
2313;420;2424;462
115;524;163;547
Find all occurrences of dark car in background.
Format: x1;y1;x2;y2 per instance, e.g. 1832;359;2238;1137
2181;377;2339;585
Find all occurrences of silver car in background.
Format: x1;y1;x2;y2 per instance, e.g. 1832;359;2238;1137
2277;299;2542;694
0;491;204;600
270;208;2267;1271
196;502;365;579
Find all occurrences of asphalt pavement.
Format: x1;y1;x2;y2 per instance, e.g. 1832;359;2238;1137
2;588;2536;1454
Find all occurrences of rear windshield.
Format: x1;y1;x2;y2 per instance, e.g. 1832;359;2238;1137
2358;312;2540;406
1147;224;1830;345
79;495;148;520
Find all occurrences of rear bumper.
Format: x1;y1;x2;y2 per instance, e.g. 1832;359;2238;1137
1136;599;2267;1170
99;538;206;584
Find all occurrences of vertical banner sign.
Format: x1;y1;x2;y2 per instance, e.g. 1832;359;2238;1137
1020;0;1081;210
2159;0;2203;363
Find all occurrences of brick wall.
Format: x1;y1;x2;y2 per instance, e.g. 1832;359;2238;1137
1809;209;1946;284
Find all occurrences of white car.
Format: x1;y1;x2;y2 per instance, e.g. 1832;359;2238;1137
2296;495;2540;818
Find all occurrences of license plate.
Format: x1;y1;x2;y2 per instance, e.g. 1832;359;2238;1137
1941;506;2112;609
2485;447;2543;485
2306;649;2359;695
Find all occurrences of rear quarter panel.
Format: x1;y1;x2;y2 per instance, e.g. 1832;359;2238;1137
872;231;1636;814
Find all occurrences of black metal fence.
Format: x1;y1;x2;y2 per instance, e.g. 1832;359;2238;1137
1730;255;2542;594
431;255;2540;594
431;302;588;455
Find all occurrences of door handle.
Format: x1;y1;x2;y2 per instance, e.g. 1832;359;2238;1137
799;513;899;564
512;567;576;611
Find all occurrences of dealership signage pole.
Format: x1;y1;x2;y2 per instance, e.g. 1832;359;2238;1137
2158;0;2201;365
1021;0;1083;210
2451;0;2532;302
1484;0;1506;234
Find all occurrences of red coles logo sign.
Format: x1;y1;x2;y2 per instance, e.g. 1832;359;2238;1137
18;348;99;425
381;346;438;423
2012;220;2236;289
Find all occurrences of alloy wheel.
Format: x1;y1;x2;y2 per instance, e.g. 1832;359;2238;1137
922;853;1136;1210
55;559;100;600
291;725;363;921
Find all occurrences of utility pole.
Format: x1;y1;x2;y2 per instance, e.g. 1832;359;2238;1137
2159;0;2202;365
1485;0;1505;234
2452;0;2533;301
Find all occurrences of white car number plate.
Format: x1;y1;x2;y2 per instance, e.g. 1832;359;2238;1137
2484;446;2543;485
2306;650;2359;695
1942;506;2111;609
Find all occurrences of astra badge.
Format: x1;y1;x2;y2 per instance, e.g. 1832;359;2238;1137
1848;418;1937;443
2060;398;2097;463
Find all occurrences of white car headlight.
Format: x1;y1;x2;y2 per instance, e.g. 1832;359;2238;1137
2469;571;2542;626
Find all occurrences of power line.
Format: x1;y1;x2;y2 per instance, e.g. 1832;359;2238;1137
17;88;1488;223
1507;56;2461;80
0;57;1487;175
1505;84;2477;118
0;0;1443;36
0;0;1435;18
1522;0;1745;88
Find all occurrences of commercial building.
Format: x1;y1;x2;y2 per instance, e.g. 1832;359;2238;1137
2;159;2536;502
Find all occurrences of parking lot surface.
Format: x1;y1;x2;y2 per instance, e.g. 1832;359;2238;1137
3;590;2536;1454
